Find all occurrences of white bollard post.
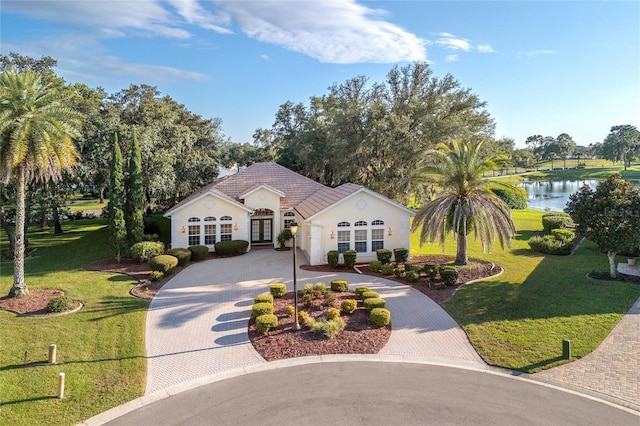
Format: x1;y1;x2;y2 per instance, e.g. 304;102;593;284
58;372;65;399
49;344;57;364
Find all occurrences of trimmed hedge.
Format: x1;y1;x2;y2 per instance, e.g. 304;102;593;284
370;308;391;326
364;297;386;312
423;263;438;279
188;245;209;261
330;279;349;292
269;283;287;298
252;302;273;317
255;314;278;333
439;266;459;286
130;241;165;262
286;305;295;317
528;235;574;255
376;249;392;264
368;260;382;272
149;270;164;281
165;247;191;266
551;228;575;241
149;255;178;273
380;263;394;275
254;294;274;304
47;296;71;313
327;250;339;268
327;307;341;320
542;212;574;234
394;248;409;264
491;186;527;210
406;271;420;283
355;286;370;298
341;299;357;314
343;250;357;268
215;240;249;257
361;291;380;300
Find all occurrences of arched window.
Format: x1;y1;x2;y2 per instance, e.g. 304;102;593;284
188;217;201;222
337;221;351;253
220;216;233;241
337;221;350;227
283;211;296;229
204;217;216;245
371;219;385;251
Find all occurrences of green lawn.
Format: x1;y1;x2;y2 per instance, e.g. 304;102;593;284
0;219;147;425
412;209;640;372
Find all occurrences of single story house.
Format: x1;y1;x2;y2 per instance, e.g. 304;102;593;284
164;162;415;265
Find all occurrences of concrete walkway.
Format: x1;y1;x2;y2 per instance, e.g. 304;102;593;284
144;248;484;394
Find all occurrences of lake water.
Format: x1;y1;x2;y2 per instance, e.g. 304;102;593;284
518;180;602;212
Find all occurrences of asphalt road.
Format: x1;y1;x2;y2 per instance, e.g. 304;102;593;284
105;362;639;425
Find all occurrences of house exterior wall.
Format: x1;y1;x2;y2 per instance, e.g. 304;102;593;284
243;189;282;245
305;192;412;265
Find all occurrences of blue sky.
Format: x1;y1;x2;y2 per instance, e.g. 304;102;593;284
1;1;638;147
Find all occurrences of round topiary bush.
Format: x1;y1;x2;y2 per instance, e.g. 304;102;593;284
286;305;295;317
393;248;409;264
130;241;165;262
330;279;348;292
380;263;394;275
327;250;339;268
368;260;382;272
188;245;209;261
343;250;357;268
439;266;459;286
355;286;370;298
149;254;179;273
327;307;341;320
255;314;278;333
364;297;386;312
376;248;392;264
165;247;191;266
550;228;575;241
252;302;273;317
423;263;438;279
214;240;249;257
340;299;357;314
406;270;420;283
254;294;274;304
47;296;71;313
269;283;287;298
361;291;380;300
370;308;391;326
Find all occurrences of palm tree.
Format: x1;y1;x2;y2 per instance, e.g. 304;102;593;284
411;138;516;265
0;69;81;297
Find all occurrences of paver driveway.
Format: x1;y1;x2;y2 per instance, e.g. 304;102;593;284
145;248;485;394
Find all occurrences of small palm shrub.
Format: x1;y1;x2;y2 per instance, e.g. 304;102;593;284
340;299;357;314
393;248;409;263
380;264;394;275
361;291;380;300
355;287;370;298
327;307;341;320
304;316;346;339
188;245;209;261
149;270;164;281
252;302;273;317
269;283;287;298
255;314;278;333
439;266;459;286
165;248;191;266
327;250;339;268
406;271;420;283
370;308;391;326
343;250;357;268
149;255;178;273
376;249;392;264
330;279;348;292
276;229;292;248
364;297;386;312
254;294;274;304
47;296;71;313
130;241;165;262
368;260;382;272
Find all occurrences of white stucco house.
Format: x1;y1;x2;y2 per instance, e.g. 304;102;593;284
164;162;415;265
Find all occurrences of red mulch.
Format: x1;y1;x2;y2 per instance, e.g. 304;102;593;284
0;289;82;316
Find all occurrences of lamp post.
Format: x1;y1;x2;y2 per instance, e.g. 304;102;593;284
290;222;301;330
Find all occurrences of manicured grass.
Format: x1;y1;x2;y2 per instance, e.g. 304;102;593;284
524;165;640;181
0;219;147;425
411;209;640;372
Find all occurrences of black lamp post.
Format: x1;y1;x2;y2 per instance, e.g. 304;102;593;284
290;222;301;330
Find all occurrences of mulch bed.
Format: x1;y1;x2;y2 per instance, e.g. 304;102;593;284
0;289;82;316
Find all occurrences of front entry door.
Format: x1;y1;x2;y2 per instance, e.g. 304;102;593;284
251;219;272;244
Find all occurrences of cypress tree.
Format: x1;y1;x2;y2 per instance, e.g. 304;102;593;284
127;127;145;244
108;133;127;262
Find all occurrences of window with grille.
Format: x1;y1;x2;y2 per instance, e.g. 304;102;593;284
337;230;350;253
354;229;367;253
204;224;216;245
283;211;295;229
188;225;200;246
372;219;385;251
220;223;232;241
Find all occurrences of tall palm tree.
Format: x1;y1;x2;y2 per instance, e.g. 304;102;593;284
411;138;516;265
0;69;81;297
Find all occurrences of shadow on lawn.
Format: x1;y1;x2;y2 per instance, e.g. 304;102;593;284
85;296;149;321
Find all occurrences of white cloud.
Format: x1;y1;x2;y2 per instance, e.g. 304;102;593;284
435;32;471;51
213;0;426;63
260;54;271;61
477;44;495;53
446;54;459;62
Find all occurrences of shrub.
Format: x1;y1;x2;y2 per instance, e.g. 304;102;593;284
370;308;391;326
368;260;382;272
276;229;292;248
143;233;160;242
130;241;165;262
188;245;209;261
327;307;341;320
380;263;395;275
254;294;274;304
304;316;346;338
330;279;348;292
327;250;339;268
376;249;392;264
393;268;404;278
255;314;278;333
286;305;295;317
47;296;71;313
355;286;370;298
343;250;357;268
528;235;574;255
215;240;249;256
364;297;386;312
394;248;409;264
252;302;273;317
302;282;336;308
149;255;178;273
491;186;527;210
341;299;357;314
269;283;287;298
439;266;459;286
551;228;575;241
165;247;191;266
298;310;309;324
406;271;420;283
361;291;380;300
542;212;574;233
149;270;164;281
404;262;418;272
423;263;438;279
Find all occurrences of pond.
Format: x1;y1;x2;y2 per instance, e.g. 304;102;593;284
518;180;601;212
